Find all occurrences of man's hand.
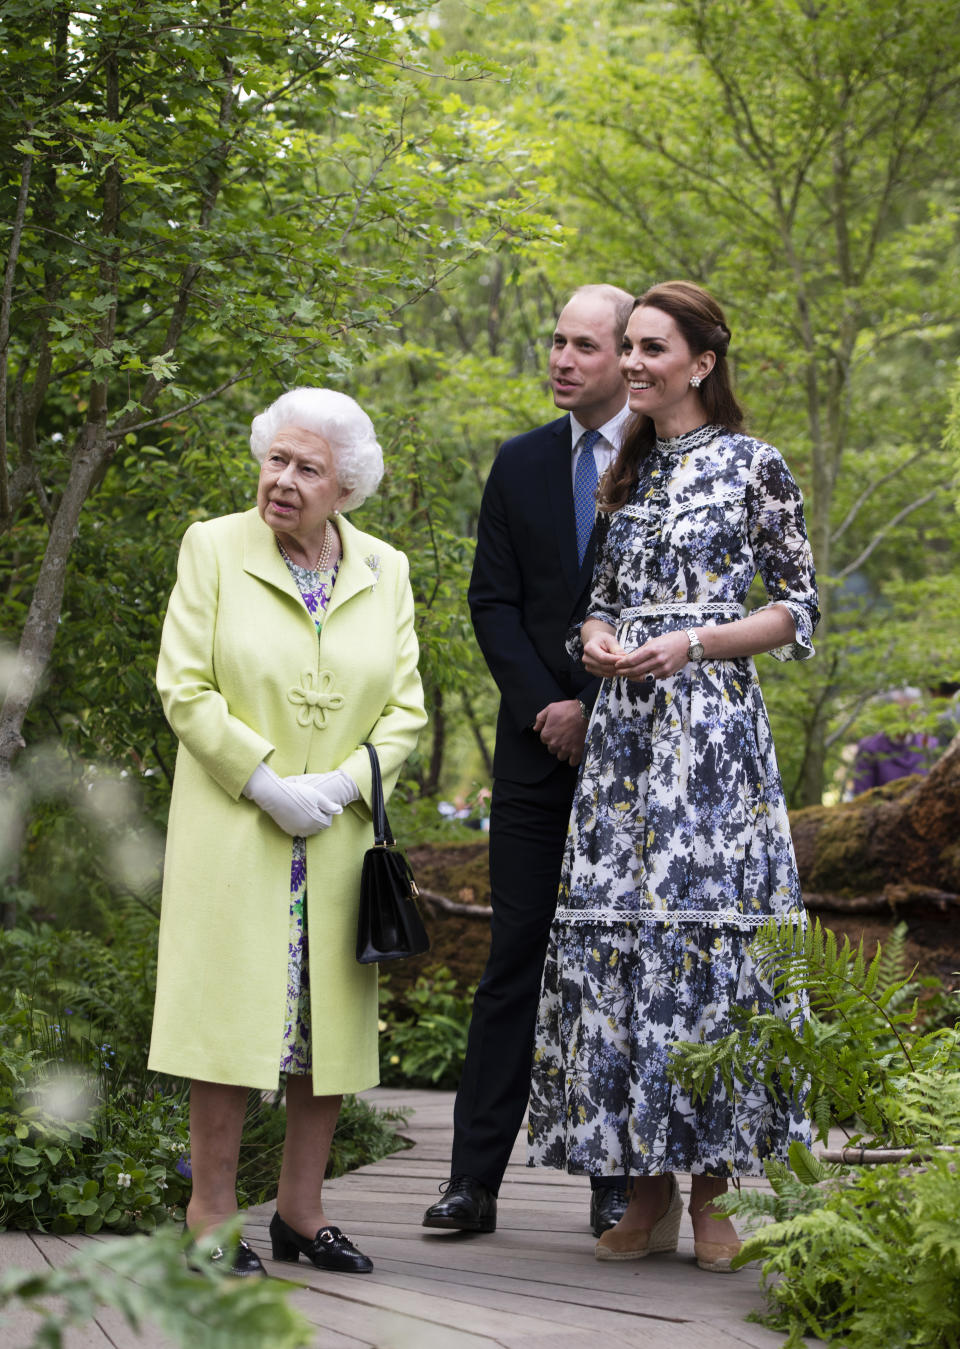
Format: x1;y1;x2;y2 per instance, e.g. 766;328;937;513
533;699;588;766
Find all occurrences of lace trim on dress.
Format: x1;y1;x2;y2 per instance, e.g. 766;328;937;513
654;423;724;457
553;907;794;930
619;601;745;621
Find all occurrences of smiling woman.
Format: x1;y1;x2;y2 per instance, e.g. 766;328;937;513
527;281;820;1273
149;386;427;1278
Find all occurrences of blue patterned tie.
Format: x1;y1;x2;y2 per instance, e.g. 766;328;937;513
574;429;601;567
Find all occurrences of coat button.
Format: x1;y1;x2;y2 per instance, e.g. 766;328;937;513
287;669;345;728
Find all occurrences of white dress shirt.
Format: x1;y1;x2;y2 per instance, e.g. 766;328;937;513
569;403;632;488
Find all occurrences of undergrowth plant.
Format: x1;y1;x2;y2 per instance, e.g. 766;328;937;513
378;967;473;1088
670;919;960;1347
721;1142;960;1349
669;917;960;1147
0;1220;311;1349
0;924;412;1234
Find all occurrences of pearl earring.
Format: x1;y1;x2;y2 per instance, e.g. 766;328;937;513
690;375;703;388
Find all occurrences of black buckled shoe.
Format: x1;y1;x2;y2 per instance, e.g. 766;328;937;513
269;1212;373;1273
184;1226;267;1278
422;1175;497;1232
590;1186;629;1237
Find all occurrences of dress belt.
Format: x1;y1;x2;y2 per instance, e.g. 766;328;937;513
619;601;746;621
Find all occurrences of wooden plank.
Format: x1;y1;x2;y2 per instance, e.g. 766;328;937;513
272;1271;629;1348
0;1232;128;1349
0;1088;825;1349
287;1284;503;1348
30;1233;173;1349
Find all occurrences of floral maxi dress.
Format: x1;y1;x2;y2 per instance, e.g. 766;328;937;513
527;424;820;1179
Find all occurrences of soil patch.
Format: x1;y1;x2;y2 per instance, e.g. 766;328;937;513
387;841;492;1000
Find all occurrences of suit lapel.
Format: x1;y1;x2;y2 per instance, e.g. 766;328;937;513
545;416;600;602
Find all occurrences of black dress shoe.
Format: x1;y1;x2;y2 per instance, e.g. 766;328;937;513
422;1175;497;1232
590;1186;629;1237
184;1225;267;1278
269;1212;373;1273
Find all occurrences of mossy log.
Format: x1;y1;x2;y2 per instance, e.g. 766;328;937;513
791;737;960;918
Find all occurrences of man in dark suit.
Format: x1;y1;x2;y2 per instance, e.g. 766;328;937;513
423;284;635;1237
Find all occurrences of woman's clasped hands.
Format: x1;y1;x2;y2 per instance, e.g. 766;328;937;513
582;627;691;684
242;761;359;836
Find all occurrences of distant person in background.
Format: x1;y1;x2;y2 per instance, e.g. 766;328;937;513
422;283;634;1239
851;687;939;795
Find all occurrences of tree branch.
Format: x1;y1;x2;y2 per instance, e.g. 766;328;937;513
836;488;945;578
831;448;931;543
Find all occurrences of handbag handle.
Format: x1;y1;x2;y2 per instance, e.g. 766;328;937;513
363;742;396;847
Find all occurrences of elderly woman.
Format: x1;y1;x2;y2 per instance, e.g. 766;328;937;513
528;282;818;1271
149;388;426;1276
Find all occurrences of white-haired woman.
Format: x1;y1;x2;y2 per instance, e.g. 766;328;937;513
149;388;426;1276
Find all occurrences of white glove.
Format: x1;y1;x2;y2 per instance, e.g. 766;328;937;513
242;762;340;836
285;769;360;814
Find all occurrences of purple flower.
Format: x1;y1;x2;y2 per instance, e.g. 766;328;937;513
175;1155;192;1179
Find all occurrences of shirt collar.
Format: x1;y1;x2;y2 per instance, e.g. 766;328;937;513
569;401;631;454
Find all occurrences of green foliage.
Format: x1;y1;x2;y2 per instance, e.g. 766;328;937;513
670;918;960;1344
722;1147;960;1348
0;1004;190;1234
0;923;411;1233
379;966;474;1088
327;1093;413;1180
0;921;159;1078
0;1219;311;1349
668;918;960;1147
233;1090;411;1206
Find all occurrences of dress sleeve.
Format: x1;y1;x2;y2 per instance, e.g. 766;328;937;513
565;510;620;662
746;445;820;662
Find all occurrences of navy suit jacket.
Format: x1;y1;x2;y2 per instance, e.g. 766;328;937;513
468;414;602;784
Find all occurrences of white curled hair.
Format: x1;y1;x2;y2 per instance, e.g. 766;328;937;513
249;387;384;511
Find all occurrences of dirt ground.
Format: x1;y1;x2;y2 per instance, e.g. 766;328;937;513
400;839;960;1000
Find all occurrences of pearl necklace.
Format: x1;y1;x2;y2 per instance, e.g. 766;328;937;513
278;519;335;573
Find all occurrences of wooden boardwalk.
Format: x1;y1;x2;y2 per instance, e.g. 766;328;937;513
0;1088;818;1348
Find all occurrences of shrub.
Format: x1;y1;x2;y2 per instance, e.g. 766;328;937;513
379;967;473;1088
725;1142;960;1348
0;924;413;1233
671;919;960;1347
0;1220;312;1349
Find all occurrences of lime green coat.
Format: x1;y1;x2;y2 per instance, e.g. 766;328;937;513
147;508;427;1093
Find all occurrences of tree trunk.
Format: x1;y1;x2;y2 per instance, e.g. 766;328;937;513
791;736;960;917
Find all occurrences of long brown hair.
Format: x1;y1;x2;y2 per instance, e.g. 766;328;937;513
599;281;745;512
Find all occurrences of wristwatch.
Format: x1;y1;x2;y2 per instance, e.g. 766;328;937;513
577;698;591;722
685;628;705;663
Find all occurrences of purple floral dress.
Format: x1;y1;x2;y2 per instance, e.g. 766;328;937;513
278;550;339;1075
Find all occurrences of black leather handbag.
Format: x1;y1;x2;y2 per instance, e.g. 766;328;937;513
355;742;430;964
